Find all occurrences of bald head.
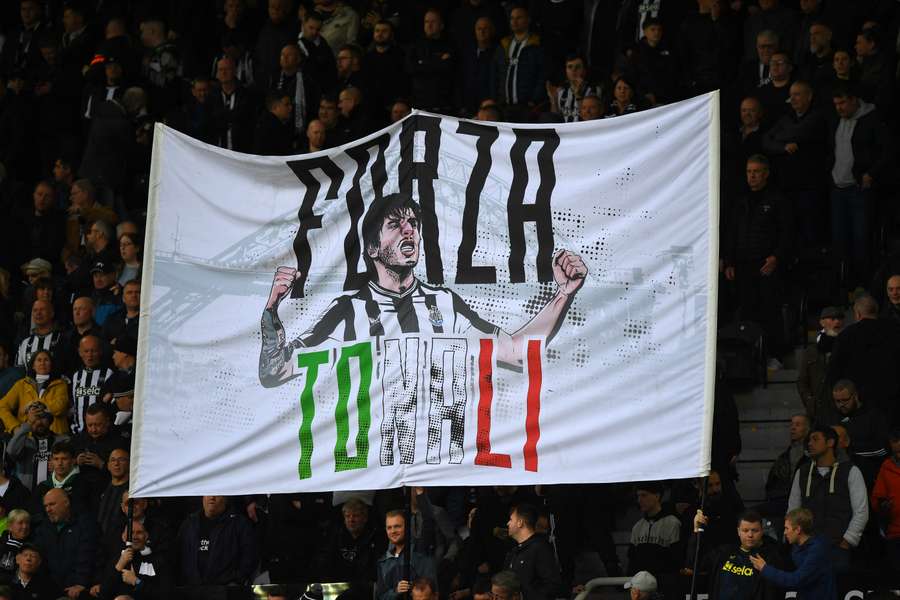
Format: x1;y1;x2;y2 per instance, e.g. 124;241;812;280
854;295;879;319
43;488;71;523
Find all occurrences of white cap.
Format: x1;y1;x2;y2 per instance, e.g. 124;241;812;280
624;571;658;592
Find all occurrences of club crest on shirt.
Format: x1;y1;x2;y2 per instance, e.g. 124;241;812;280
428;305;444;328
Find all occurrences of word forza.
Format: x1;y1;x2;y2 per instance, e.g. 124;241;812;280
294;337;544;480
286;115;560;297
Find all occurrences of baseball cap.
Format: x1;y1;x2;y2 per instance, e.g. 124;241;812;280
91;261;116;274
113;336;137;357
624;571;658;592
819;306;844;319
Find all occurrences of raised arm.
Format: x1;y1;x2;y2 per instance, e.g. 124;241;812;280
496;250;587;368
259;267;301;388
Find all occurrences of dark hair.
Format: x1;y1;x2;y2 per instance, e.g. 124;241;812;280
472;577;492;596
747;153;770;169
338;43;364;61
642;16;663;29
635;481;664;496
119;231;144;262
889;427;900;442
304;10;323;23
858;28;879;48
511;503;539;530
491;571;521;594
85;402;111;419
385;509;406;524
809;424;838;446
831;81;859;99
564;52;586;65
361;194;422;274
737;509;764;526
32;277;53;292
412;578;436;594
51;440;76;457
27;350;56;380
265;90;290;111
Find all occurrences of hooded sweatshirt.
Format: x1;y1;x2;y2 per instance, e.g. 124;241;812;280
871;456;900;539
831;100;875;187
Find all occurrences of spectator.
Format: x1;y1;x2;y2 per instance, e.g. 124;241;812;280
335;86;374;144
102;280;139;345
55;297;103;376
90;261;123;328
578;95;602;122
0;0;46;77
116;234;141;288
317;95;341;147
495;6;544;115
255;0;299;94
797;21;833;89
315;497;385;581
604;77;640;118
680;471;744;558
77;90;135;203
96;448;129;536
316;1;360;56
678;0;738;96
71;404;126;500
68;335;112;437
99;519;173;599
18;181;66;268
64;179;118;260
623;570;660;600
743;0;798;62
762;80;828;245
362;21;407;120
0;510;33;583
411;577;437;600
210;56;257;153
627;482;681;577
33;441;91;515
99;493;172;577
175;78;216;145
871;428;900;572
375;510;436;600
390;100;411;123
737;30;780;100
272;43;321;146
335;44;368;96
213;31;256;90
32;487;98;597
827;379;890;487
722;155;793;364
787;425;867;573
305;119;326;153
0;466;30;516
406;9;455;114
0;350;68;436
491;571;522;600
854;29;892;112
750;508;836;599
548;54;601;123
828;83;891;288
756;51;793;127
253;91;295;156
503;503;560;600
828;295;900;424
8;543;59;599
99;336;136;429
5;401;66;492
297;10;337;92
138;19;181;112
797;307;843;419
625;17;678;106
176;496;258;585
722;97;765;198
883;274;900;324
458;17;500;116
14;299;60;368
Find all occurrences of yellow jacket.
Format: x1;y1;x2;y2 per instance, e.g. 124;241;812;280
0;377;69;435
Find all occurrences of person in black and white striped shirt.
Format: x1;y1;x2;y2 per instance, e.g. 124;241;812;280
69;335;112;435
16;299;60;367
548;54;603;123
259;193;588;387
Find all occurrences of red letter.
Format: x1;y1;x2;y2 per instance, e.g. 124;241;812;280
523;340;542;472
474;339;511;468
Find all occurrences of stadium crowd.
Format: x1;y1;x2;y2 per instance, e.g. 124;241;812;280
1;0;900;599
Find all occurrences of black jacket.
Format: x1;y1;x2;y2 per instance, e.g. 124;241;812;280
32;512;98;589
723;186;793;265
252;111;294;156
762;109;829;192
828;318;900;421
706;538;785;600
177;509;258;585
9;571;60;600
209;86;258;153
99;545;174;600
406;37;456;111
503;533;561;600
316;522;386;582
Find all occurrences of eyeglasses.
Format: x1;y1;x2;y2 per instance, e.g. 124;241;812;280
108;457;129;463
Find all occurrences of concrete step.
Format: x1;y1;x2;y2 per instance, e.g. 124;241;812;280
735;383;804;420
734;462;770;504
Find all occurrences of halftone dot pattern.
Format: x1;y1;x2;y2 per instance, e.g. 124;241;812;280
426;339;468;465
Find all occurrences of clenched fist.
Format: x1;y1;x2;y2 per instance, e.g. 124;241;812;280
266;266;301;309
553;250;588;296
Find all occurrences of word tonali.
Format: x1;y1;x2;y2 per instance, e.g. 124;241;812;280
293;337;543;480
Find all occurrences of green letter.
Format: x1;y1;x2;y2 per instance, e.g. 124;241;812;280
297;350;329;479
334;342;373;472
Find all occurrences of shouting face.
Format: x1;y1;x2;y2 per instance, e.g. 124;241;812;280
369;208;420;271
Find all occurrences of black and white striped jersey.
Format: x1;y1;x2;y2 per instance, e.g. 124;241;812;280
292;279;500;349
69;367;113;434
16;331;61;367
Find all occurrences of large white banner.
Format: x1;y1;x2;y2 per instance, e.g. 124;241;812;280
131;93;720;497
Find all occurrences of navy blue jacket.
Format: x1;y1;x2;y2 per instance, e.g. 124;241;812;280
759;535;836;599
